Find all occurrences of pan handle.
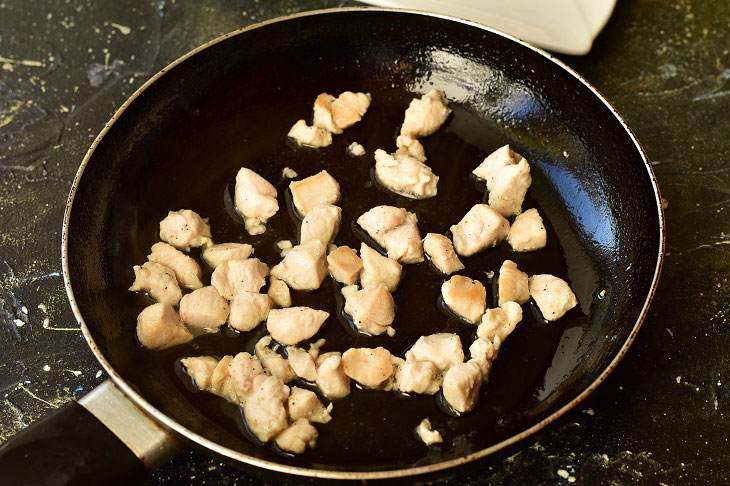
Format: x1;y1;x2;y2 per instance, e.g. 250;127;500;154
0;380;181;485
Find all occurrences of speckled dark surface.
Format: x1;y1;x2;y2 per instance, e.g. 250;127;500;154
0;0;728;484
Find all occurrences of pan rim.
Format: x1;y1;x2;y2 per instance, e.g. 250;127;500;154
61;6;665;480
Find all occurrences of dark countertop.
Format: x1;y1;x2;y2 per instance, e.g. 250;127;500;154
0;0;728;484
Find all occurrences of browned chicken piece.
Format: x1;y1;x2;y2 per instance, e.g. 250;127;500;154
288;119;332;148
374;149;439;199
159;209;213;251
270;240;327;291
312;93;342;134
357;206;424;264
267;276;292;308
528;274;578;321
227;352;267;404
342;347;395;388
327;246;363;285
275;419;318;455
498;260;529;306
234;167;279;235
442;361;483;414
344;284;395;336
422;233;464;275
287;386;332;423
395;359;440;395
359;242;403;291
395;135;427;162
300;204;342;246
508;208;547;252
477;301;523;349
331;91;371;130
441;275;487;324
243;375;290;443
400;89;452;138
148;242;204;290
315;352;351;399
179;286;229;329
266;307;330;346
472;145;532;217
180;356;218;391
450;204;510;257
228;291;272;332
289;170;340;216
405;333;464;372
254;335;296;383
136;303;192;351
211;258;269;300
416;418;443;445
202;243;254;269
129;261;182;306
468;338;497;380
286;346;318;382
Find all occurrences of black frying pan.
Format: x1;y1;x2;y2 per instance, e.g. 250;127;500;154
0;8;663;483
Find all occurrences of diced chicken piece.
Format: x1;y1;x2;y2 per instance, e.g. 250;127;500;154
341;284;359;299
406;333;464;371
211;258;269;300
395;359;440;395
358;206;423;264
423;233;464;275
472;145;532;217
159;209;213;251
255;335;296;384
441;275;487;324
450;204;510;257
288;119;332;148
276;240;293;257
287;386;332;424
472;145;523;185
179;286;229;329
148;242;204;290
180;356;218;391
315;352;350;399
400;89;452;138
442;361;482;414
266;307;329;346
286;346;318;382
136;303;192;351
360;242;404;291
344;284;395;336
312;93;341;134
275;419;318;455
395;135;426;162
498;260;529;306
416;418;443;445
380;223;425;264
129;261;182;306
270;240;327;291
267;276;292;308
469;338;497;380
289;170;340;216
357;205;414;237
208;355;238;402
300;204;342;246
342;347;394;388
528;274;578;321
508;208;547;252
374;149;439;199
347;142;365;156
243;375;290;442
327;246;363;285
331;91;371;130
227;352;266;404
234;168;279;235
202;243;254;269
477;301;523;348
229;291;272;332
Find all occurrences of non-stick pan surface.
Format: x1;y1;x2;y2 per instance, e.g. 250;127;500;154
63;8;663;479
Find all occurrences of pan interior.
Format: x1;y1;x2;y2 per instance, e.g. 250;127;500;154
66;11;660;472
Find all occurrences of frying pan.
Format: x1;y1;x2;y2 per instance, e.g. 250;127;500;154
0;8;663;483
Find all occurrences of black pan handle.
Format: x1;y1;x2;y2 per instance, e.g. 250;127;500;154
0;380;180;485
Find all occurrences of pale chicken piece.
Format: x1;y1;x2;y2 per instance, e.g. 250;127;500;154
270;240;327;291
209;355;238;402
374;149;439;199
312;93;341;134
129;261;182;306
395;359;440;395
243;375;290;443
416;418;443;445
211;258;269;300
477;301;523;348
288;119;332;148
180;356;218;391
287;386;332;423
357;206;423;264
179;286;229;329
469;338;497;380
442;361;483;414
450;204;510;257
488;158;531;217
136;303;192;351
347;142;366;156
159;209;213;251
423;233;464;275
228;291;272;332
275;419;318;455
289;170;340;216
508;208;547;252
498;260;529;306
405;333;464;371
255;335;296;384
395;135;426;162
472;145;524;186
342;347;394;388
400;89;452;138
148;242;204;290
331;91;371;130
267;276;292;308
327;246;363;285
300;204;342;246
266;307;329;346
343;284;395;336
529;274;578;321
227;352;267;404
315;352;351;399
234;168;279;235
357;205;413;237
202;243;254;269
441;275;487;324
341;284;359;299
286;346;318;382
